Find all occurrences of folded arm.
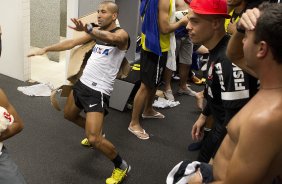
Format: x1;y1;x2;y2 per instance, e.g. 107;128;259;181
0;89;24;141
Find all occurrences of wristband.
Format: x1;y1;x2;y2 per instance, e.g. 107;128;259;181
236;22;245;34
86;23;94;34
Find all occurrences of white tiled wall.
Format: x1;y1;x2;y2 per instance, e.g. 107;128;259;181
0;0;28;81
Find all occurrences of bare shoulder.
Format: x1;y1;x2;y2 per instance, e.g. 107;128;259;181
114;28;129;49
115;28;128;39
243;93;282;139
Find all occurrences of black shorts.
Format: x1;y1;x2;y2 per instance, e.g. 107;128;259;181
72;80;109;115
140;49;168;88
199;162;214;183
197;122;227;163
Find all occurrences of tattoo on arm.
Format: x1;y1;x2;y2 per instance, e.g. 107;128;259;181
94;29;101;37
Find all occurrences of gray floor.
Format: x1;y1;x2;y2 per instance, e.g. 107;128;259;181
1;74;203;184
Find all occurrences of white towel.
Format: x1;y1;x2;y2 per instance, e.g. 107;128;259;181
167;161;201;184
17;83;53;97
0;106;14;155
166;0;177;71
153;97;180;108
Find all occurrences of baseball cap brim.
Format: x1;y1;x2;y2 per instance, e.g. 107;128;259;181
193;9;231;19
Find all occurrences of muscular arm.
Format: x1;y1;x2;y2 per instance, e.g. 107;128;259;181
46;34;92;52
227;8;261;78
0;89;24;142
158;0;188;34
69;18;129;50
88;28;129;50
27;33;92;57
226;31;257;78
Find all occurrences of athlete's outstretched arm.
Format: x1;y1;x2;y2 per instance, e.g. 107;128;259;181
27;33;92;57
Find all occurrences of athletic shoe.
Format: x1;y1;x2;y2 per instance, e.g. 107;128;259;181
188;141;202;151
164;90;175;101
81;138;91;147
201;78;206;84
191;75;203;85
80;133;106;147
178;87;196;96
106;165;131;184
172;73;180;80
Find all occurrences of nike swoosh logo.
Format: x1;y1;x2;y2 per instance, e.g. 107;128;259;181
89;104;97;108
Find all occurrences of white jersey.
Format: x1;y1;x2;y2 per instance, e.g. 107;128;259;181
80;39;127;96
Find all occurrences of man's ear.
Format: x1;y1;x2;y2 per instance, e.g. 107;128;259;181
211;17;223;30
112;13;118;21
257;41;268;59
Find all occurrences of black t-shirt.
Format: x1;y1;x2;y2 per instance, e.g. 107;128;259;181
203;36;227;125
215;35;258;111
204;35;258;125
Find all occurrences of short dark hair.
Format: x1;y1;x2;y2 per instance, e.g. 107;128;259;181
100;1;119;14
255;2;282;64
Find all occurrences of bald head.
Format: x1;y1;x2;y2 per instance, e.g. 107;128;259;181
100;1;119;14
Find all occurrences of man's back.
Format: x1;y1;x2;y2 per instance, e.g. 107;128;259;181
213;89;282;183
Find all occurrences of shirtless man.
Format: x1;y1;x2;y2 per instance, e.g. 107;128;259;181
168;2;282;183
211;3;282;183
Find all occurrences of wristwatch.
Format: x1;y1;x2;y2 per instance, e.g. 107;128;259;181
86;23;94;34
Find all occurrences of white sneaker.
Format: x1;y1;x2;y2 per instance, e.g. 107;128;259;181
164;90;175;101
172;74;180;80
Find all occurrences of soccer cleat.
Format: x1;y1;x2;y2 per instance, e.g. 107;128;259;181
191;75;203;85
80;133;106;147
81;138;91;147
106;166;131;184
